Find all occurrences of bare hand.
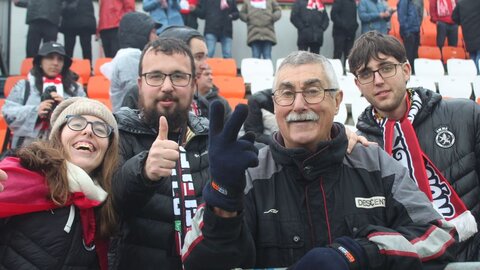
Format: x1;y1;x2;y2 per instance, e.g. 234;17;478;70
38;100;55;117
0;169;7;192
345;127;377;154
144;116;180;181
50;91;64;104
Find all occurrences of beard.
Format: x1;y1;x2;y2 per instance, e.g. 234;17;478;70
139;92;190;132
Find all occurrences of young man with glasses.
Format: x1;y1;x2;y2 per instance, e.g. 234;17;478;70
350;31;480;262
111;37;210;269
181;50;456;269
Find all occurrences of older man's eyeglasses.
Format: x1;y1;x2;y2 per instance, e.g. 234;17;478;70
272;87;337;107
141;71;192;87
66;115;112;138
355;63;404;84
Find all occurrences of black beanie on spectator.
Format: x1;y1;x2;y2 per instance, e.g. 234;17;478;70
118;12;161;50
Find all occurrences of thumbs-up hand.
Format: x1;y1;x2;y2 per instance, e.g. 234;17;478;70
203;101;259;212
144;116;180;181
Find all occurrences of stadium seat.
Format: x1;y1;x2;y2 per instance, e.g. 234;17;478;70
87;75;110;99
0;113;8;153
437;76;473;99
250;76;274;95
20;58;33;76
442;46;466;63
241;58;274;84
414;58;445;77
407;75;437;92
446;59;477;78
418;46;442;60
206;58;237;77
327;58;344;77
338;74;361;106
3;75;26;97
334;103;348;124
70;58;91;85
276;57;285;72
213;76;246;99
94;57;112;77
350;97;371;125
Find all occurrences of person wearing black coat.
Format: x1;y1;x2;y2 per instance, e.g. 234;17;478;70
330;0;358;66
290;0;329;54
60;0;97;68
452;0;480;74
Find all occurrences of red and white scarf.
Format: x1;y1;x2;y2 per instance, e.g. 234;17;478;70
43;74;64;97
376;91;477;241
307;0;324;11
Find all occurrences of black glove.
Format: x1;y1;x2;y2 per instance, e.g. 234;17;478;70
203;101;259;212
292;237;367;270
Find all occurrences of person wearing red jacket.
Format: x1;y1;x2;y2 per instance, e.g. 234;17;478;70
97;0;136;57
429;0;458;51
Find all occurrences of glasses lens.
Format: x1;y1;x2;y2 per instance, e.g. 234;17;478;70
91;122;111;138
274;90;295;106
67;115;87;131
171;73;191;87
379;64;397;78
303;88;325;103
357;70;373;84
146;72;166;86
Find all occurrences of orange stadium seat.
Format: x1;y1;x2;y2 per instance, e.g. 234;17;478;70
94;57;112;77
87;76;110;99
213;76;246;99
442;46;466;63
3;75;26;98
226;97;247;110
418;46;442;60
206;58;237;77
70;58;91;85
20;58;33;76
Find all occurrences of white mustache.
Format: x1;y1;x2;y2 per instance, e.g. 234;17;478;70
286;111;319;122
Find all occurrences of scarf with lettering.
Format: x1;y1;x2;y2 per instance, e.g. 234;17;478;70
171;130;198;255
377;90;477;241
307;0;324;11
0;157;109;269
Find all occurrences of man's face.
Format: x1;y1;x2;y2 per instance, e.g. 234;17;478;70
138;48;194;131
189;38;208;78
197;68;213;95
274;63;343;152
354;54;411;120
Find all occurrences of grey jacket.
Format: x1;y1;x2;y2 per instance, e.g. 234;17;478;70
239;0;282;45
25;0;63;26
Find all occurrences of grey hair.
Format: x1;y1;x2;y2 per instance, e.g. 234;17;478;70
275;51;339;90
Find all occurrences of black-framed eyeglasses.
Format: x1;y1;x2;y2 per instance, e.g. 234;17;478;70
141;71;192;87
65;115;112;138
355;63;405;85
272;87;337;107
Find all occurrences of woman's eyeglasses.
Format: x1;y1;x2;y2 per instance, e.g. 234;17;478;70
65;115;112;138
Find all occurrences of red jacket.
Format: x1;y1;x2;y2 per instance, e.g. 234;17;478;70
429;0;457;24
97;0;136;32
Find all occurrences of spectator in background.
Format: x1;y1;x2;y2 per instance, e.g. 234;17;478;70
397;0;420;74
429;0;458;51
2;42;86;149
290;0;329;54
330;0;358;67
180;0;199;29
60;0;96;69
358;0;395;34
243;88;275;145
97;0;135;58
14;0;63;58
0;97;119;270
196;0;239;58
143;0;184;34
452;0;480;74
195;65;232;120
102;12;159;112
239;0;282;59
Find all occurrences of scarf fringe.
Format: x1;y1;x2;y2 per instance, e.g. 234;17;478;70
448;210;478;242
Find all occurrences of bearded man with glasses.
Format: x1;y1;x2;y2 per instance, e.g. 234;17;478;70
181;50;456;270
351;31;480;262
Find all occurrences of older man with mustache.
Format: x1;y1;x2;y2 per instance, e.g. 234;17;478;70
181;50;457;270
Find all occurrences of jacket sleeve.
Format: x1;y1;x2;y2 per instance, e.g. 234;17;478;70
330;0;344;29
239;0;248;22
2;80;40;137
290;1;304;29
352;146;456;269
271;0;281;22
429;0;438;22
358;0;381;23
182;205;256;270
143;0;160;12
320;10;329;30
228;0;240;21
397;0;408;35
123;0;136;12
451;4;460;24
195;0;206;19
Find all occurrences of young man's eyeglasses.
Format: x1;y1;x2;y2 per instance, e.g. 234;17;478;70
65;115;112;138
272;87;337;107
141;71;192;87
355;63;405;85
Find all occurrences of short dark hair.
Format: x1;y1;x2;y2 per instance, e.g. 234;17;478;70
348;31;407;75
138;37;196;78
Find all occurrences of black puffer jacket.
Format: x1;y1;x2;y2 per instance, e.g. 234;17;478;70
112;108;210;270
290;0;329;46
59;0;96;35
330;0;358;37
0;206;99;269
196;0;239;38
452;0;480;53
25;0;63;26
356;87;480;261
